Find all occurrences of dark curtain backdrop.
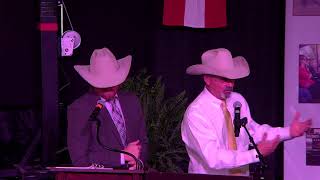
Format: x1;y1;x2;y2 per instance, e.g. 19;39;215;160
60;0;285;179
0;1;42;171
0;1;40;108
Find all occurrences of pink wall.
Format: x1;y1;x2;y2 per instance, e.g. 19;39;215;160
284;1;320;180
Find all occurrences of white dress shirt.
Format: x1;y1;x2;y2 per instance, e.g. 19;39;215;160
181;87;291;175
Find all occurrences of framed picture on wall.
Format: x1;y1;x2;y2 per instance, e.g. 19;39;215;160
306;128;320;166
298;44;320;103
293;0;320;16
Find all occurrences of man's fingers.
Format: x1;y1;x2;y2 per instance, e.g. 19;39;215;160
128;161;135;165
274;135;280;141
300;119;312;131
272;135;281;146
262;133;268;141
293;112;301;123
303;119;312;126
128;160;137;170
129;140;140;145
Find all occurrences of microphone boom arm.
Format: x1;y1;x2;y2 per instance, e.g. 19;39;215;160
240;117;267;179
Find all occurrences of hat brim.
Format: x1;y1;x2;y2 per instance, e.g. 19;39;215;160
186;56;250;79
74;55;132;88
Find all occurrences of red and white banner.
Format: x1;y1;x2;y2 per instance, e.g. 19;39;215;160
163;0;226;28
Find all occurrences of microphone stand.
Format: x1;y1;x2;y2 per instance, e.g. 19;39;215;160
240;117;267;180
89;117;144;170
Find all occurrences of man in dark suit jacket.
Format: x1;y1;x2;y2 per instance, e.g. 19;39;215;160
67;48;148;169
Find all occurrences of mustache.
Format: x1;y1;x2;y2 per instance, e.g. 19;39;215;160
223;86;233;91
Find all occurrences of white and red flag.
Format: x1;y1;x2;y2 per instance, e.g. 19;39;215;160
163;0;227;28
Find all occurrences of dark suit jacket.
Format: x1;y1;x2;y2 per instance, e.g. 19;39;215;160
67;90;148;167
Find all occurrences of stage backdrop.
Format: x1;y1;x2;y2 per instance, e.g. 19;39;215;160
60;0;285;179
284;1;320;180
0;1;40;108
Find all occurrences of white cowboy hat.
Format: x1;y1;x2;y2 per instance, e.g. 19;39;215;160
74;47;132;88
186;48;250;79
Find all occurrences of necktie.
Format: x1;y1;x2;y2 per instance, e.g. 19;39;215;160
221;101;249;175
220;101;237;150
109;98;127;146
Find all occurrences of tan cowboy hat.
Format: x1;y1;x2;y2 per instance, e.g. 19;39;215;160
186;48;250;79
74;47;132;88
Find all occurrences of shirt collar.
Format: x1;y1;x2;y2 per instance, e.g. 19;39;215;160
100;94;119;102
203;87;231;106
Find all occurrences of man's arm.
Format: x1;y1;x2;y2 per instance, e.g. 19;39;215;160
67;105;91;166
245;106;310;143
182;111;259;170
248;120;291;143
122;94;148;169
236;95;290;143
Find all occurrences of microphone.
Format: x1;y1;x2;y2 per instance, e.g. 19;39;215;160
233;101;242;137
89;99;105;121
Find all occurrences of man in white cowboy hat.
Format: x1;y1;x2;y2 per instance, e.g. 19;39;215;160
181;48;312;176
67;48;148;169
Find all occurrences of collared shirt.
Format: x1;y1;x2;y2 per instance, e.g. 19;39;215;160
102;95;126;126
181;87;291;175
101;95;126;164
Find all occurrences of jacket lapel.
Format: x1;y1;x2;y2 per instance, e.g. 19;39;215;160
91;94;123;147
118;93;134;144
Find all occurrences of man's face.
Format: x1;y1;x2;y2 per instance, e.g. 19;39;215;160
204;75;235;100
94;85;120;100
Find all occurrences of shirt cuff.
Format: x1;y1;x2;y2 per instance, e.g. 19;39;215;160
279;127;291;140
120;153;125;164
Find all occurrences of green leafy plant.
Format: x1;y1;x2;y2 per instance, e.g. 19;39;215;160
122;69;189;172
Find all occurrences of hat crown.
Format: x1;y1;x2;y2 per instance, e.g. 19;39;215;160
89;48;120;75
74;47;132;88
186;48;250;79
201;48;234;71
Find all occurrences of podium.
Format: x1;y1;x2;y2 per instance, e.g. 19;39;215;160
49;167;253;180
146;172;252;180
49;168;143;180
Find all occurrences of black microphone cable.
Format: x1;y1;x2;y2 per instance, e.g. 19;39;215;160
93;119;144;170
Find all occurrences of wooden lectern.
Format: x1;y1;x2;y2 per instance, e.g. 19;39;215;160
49;167;144;180
49;167;253;180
